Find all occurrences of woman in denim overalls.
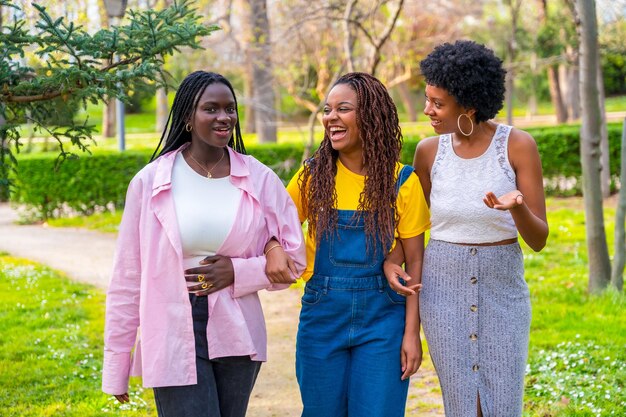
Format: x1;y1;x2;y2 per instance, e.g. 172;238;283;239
286;73;431;417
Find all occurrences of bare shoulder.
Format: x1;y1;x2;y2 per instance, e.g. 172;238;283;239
413;135;439;168
416;135;440;152
508;127;542;171
415;135;440;160
508;127;539;152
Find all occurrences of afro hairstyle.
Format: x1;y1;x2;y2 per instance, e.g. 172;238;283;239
420;40;506;123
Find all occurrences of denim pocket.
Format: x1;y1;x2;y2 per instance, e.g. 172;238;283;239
383;286;406;305
301;284;322;305
329;224;378;268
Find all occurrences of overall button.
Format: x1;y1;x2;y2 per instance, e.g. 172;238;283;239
470;305;478;312
470;248;478;255
470;333;478;341
470;277;478;284
472;364;480;371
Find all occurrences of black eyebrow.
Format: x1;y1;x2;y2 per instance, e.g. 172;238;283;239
199;101;236;106
325;101;355;106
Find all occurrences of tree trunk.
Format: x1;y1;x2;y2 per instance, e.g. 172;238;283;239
0;110;9;202
102;100;116;138
611;118;626;291
577;0;611;293
566;45;581;120
548;66;568;123
243;66;256;134
238;0;256;134
303;105;322;164
505;62;514;126
156;87;169;133
25;119;34;152
526;53;538;119
558;63;571;120
504;0;520;126
246;0;277;143
303;68;344;162
366;0;404;76
567;65;581;119
343;0;356;73
598;60;610;198
397;82;417;122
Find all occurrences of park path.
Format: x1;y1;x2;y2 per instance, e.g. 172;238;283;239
0;202;444;416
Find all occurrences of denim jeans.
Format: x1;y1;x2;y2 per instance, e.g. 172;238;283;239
296;275;408;417
153;295;262;417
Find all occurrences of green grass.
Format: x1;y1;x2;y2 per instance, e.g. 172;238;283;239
605;95;626;113
47;211;122;234
4;198;626;415
76;108;158;135
500;95;626;118
0;257;155;417
521;199;626;416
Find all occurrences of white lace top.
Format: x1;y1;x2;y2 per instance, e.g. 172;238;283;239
429;124;518;244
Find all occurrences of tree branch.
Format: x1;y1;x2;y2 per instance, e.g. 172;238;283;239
368;0;404;75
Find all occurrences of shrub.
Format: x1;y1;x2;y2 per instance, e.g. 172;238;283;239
11;144;306;221
12;151;151;221
528;124;623;195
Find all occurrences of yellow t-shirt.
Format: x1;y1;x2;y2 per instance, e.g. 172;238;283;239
286;159;430;281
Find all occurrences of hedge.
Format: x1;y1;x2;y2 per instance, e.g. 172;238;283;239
12;151;151;221
10;123;625;220
11;144;305;221
528;124;623;195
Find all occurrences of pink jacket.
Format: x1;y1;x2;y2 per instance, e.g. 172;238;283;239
102;146;305;395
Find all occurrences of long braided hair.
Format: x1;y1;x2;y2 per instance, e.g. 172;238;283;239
298;72;403;255
150;71;246;160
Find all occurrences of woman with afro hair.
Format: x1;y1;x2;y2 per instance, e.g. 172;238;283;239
286;72;430;416
385;40;549;416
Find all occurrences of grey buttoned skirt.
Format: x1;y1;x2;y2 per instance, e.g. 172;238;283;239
420;239;531;417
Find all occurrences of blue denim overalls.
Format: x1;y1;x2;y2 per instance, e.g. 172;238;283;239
296;165;414;417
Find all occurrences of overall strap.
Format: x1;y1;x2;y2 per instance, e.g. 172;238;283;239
395;164;415;195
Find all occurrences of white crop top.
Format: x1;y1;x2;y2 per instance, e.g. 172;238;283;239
171;152;242;279
429;124;518;244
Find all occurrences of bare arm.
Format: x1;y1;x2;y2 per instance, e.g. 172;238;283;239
412;137;438;207
483;129;548;251
383;138;436;296
399;234;425;380
384;241;422;296
264;238;298;284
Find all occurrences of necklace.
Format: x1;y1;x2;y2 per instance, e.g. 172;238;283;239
187;148;226;178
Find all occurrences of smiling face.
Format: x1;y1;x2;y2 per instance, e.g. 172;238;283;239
189;82;237;148
322;83;362;155
423;84;469;135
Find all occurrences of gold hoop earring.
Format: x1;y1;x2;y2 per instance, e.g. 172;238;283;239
185;123;193;132
457;114;474;136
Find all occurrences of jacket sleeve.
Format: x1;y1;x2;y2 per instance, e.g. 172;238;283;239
231;171;306;298
102;178;143;395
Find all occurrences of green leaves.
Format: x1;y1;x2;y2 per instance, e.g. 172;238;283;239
0;0;219;191
1;0;218;105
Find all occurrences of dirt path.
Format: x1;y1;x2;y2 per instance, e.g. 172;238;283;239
0;202;444;416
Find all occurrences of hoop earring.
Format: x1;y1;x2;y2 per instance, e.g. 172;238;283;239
185;123;193;132
457;113;474;136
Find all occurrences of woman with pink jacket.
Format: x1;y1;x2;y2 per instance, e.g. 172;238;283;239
102;71;305;417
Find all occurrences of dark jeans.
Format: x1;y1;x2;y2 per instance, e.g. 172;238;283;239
153;295;262;417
